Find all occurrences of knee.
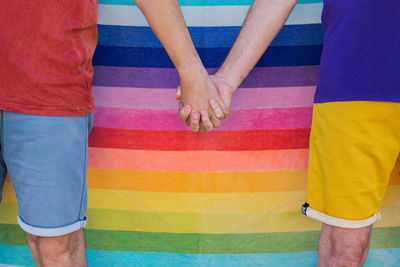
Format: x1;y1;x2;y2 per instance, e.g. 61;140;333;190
27;233;71;256
330;240;369;267
318;224;372;267
26;232;84;267
330;248;361;267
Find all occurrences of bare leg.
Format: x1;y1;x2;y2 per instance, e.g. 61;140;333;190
317;223;372;267
26;229;87;267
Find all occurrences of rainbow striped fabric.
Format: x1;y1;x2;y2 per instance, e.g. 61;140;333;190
1;1;400;266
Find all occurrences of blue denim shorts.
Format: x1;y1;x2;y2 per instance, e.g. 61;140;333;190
0;110;92;236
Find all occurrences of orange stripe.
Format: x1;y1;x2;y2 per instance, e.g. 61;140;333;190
5;167;398;193
5;156;397;191
86;168;308;192
88;148;309;172
4;159;397;193
389;159;400;185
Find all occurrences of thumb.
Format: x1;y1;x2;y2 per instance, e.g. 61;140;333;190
175;86;182;100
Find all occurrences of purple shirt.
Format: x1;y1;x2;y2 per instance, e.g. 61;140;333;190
315;0;400;103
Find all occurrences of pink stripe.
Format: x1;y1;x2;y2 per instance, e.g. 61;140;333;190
92;107;313;131
93;86;315;110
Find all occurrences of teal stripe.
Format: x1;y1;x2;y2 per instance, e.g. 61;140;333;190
99;0;322;6
0;245;34;266
0;244;399;267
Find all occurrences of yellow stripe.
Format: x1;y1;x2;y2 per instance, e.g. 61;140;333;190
0;202;319;233
87;190;307;213
3;183;400;214
2;182;306;213
2;187;400;233
379;185;400;206
1;203;399;234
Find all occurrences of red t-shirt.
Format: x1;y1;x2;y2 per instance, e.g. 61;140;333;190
0;1;98;116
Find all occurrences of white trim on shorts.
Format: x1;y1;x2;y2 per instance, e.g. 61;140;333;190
17;216;87;237
302;204;380;228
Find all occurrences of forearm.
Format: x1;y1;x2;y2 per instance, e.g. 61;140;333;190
216;0;298;90
134;0;203;76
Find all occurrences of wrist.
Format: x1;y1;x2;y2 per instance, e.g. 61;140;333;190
176;57;204;79
213;69;239;93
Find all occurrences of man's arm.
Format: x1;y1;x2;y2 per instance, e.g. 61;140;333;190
133;0;229;132
180;0;298;127
216;0;298;89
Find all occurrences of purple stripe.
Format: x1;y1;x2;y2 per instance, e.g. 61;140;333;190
93;66;320;88
92;107;313;131
93;86;316;110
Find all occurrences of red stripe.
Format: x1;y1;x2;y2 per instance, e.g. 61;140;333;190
89;127;310;151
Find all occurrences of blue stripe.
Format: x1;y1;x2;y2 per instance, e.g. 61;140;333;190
98;24;324;48
1;244;398;267
92;45;323;68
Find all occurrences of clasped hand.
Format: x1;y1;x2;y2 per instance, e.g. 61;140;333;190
176;67;234;133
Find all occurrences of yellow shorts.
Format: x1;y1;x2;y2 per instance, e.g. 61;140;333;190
302;101;400;228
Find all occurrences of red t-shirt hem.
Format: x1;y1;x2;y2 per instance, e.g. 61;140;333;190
0;100;94;117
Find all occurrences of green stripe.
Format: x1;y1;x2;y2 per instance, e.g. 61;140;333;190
99;0;322;6
1;224;399;254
